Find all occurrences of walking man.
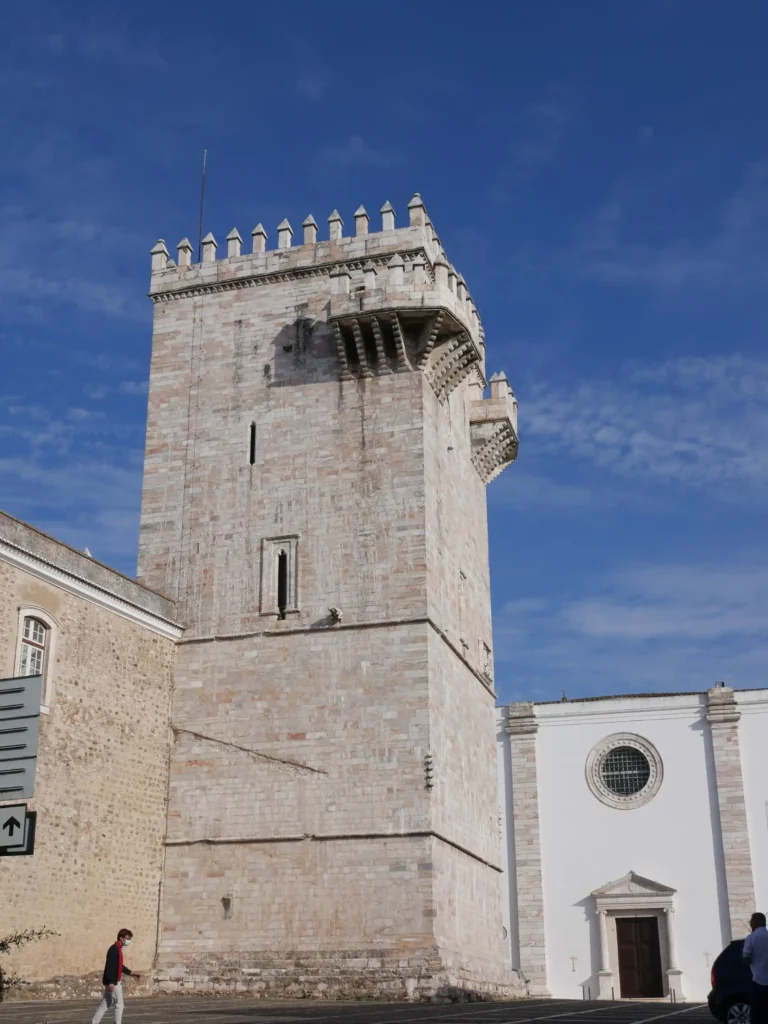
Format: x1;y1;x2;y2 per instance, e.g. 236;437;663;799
91;929;140;1024
744;913;768;1024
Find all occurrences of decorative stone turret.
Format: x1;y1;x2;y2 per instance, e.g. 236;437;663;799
470;372;519;483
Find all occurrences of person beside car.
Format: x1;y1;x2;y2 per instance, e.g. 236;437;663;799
744;913;768;1024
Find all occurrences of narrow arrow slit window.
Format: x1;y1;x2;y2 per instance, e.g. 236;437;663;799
249;422;256;465
277;550;288;619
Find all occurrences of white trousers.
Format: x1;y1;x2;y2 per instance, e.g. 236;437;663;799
92;983;124;1024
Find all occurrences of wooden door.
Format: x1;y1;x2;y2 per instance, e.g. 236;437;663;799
616;916;664;998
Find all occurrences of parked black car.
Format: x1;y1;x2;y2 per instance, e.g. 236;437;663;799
709;939;752;1024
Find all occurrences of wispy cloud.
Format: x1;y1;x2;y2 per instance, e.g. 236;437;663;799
119;380;149;395
569;161;768;294
295;71;330;102
489;470;592;510
320;135;401;169
495;558;768;702
491;87;575;201
524;353;768;496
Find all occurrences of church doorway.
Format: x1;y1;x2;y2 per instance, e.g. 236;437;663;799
616;917;664;998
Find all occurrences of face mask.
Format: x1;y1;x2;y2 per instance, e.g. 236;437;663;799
122;939;132;947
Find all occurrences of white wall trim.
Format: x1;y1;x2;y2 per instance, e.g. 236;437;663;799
0;538;183;641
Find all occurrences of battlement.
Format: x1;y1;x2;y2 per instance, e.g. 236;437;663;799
149;194;493;397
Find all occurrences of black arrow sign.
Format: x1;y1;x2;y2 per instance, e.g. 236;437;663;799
2;816;21;837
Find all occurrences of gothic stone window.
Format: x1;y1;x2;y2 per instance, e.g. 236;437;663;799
260;536;299;617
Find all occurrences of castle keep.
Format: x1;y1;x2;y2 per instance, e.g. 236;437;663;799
139;195;519;998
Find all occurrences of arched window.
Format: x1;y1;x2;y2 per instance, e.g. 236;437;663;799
15;608;58;710
19;617;47;677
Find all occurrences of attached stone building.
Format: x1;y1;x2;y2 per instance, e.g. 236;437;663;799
0;512;181;994
498;687;768;1003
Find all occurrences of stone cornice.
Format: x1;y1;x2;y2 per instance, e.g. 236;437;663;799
707;685;741;725
0;538;183;641
176;614;496;698
505;702;538;736
149;249;430;304
165;827;502;872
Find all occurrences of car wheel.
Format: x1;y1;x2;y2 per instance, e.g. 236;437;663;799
725;1001;751;1024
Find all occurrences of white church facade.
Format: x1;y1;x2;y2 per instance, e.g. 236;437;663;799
497;685;768;1003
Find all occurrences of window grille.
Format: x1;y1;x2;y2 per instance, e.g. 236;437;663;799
600;745;651;796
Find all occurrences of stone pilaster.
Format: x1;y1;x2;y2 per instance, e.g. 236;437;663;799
506;702;548;995
707;685;755;940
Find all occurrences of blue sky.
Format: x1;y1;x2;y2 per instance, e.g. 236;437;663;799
2;1;767;703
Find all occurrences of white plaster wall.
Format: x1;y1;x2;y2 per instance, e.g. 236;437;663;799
499;694;733;1001
735;691;768;916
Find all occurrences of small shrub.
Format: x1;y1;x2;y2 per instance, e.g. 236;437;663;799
0;928;59;1001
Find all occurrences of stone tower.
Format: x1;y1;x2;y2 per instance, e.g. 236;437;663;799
138;195;519;999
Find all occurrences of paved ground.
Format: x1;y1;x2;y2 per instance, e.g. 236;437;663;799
0;997;711;1024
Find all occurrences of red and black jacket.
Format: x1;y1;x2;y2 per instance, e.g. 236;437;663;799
102;943;133;986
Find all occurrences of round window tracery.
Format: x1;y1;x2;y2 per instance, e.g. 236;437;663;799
586;733;663;809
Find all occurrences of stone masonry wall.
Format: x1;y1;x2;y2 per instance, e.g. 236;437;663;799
0;558;176;990
138;202;519;996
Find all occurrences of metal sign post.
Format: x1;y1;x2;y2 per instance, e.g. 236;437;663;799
0;674;42;800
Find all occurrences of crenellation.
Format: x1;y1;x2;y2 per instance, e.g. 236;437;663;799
354;204;370;235
277;218;293;249
177;237;193;267
434;254;449;289
330;264;351;295
226;227;242;258
302;214;318;245
150;238;169;272
380;200;396;231
328;209;344;241
252;223;267;253
201;231;217;262
412;253;426;287
363;260;378;290
408;192;427;227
